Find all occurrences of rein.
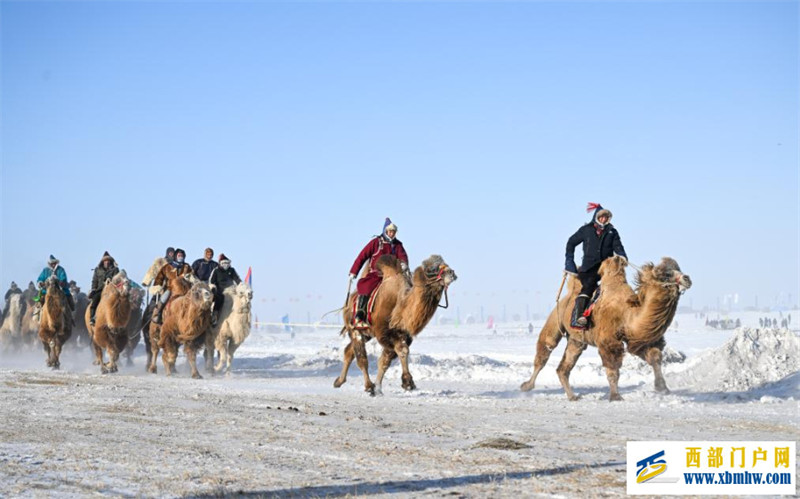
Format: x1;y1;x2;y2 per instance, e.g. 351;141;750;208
425;264;451;309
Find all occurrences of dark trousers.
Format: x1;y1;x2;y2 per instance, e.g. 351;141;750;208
213;292;225;313
89;290;102;318
578;263;601;298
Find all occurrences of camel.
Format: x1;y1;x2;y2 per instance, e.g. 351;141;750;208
0;294;24;351
20;294;40;350
38;276;73;369
143;272;196;372
69;289;90;349
121;286;145;367
520;256;692;401
147;281;213;378
86;272;132;374
205;282;253;375
334;254;457;396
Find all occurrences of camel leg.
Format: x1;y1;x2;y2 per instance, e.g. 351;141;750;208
161;336;177;376
598;341;625;401
214;340;227;373
148;339;159;374
352;332;375;396
521;323;563;392
92;339;104;369
185;343;203;379
204;333;215;375
374;347;398;395
225;339;238;376
396;337;415;391
555;339;588;401
108;345;120;374
643;347;669;393
333;340;355;388
51;340;62;370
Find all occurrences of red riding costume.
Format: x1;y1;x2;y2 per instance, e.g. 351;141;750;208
350;218;408;327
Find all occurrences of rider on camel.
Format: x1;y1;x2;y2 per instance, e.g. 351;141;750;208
349;218;409;329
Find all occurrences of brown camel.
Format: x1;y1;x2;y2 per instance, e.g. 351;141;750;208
86;272;132;374
143;273;196;373
121;286;145;367
334;254;457;396
38;276;73;369
520;256;692;401
148;281;213;378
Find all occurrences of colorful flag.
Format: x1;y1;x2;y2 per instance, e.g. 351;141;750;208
244;266;252;287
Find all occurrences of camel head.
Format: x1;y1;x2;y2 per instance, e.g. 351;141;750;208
654;257;692;293
107;271;130;297
637;257;692;295
420;255;457;287
190;282;214;311
234;282;253;313
45;274;62;295
598;255;628;282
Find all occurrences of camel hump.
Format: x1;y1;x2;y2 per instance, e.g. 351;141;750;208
376;254;402;277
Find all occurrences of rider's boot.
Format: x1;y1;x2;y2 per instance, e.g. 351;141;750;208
354;295;369;329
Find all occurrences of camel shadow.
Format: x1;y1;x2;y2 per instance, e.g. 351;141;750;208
193;461;624;498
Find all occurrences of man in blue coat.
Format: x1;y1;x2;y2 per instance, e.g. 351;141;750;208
565;203;627;327
36;254;75;311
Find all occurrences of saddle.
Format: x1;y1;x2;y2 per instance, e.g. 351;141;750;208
351;285;381;329
570;287;602;329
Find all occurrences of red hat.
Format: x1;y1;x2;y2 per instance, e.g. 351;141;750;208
218;253;230;263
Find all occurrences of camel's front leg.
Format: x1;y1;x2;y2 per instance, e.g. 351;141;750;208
644;347;669;393
147;326;160;374
598;341;625;401
556;339;588;401
51;339;63;370
374;347;398;395
334;338;355;388
92;336;105;368
161;335;177;376
521;322;563;392
214;340;227;374
204;331;216;374
185;343;203;379
352;332;375;395
225;339;239;375
395;336;415;391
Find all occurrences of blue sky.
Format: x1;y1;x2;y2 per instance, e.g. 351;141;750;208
2;1;797;322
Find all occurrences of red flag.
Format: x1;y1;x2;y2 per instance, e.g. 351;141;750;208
244;266;252;287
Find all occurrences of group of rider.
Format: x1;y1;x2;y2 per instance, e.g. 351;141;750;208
3;202;626;333
144;246;242;327
346;206;626;330
9;247;242;330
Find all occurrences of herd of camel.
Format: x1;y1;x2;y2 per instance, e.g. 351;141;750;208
0;252;691;401
0;267;253;379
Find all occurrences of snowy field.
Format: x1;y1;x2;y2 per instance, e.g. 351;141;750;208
1;310;798;497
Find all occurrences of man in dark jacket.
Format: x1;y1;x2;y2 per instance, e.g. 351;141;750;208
89;251;119;326
192;247;218;283
349;218;409;329
2;281;22;323
208;253;242;326
565;203;627;327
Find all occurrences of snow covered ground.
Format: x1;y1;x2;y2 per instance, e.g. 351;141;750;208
1;310;798;497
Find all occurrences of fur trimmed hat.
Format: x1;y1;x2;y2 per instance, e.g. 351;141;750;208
218;253;230;263
101;251;113;262
383;217;398;233
586;202;612;224
48;254;59;265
